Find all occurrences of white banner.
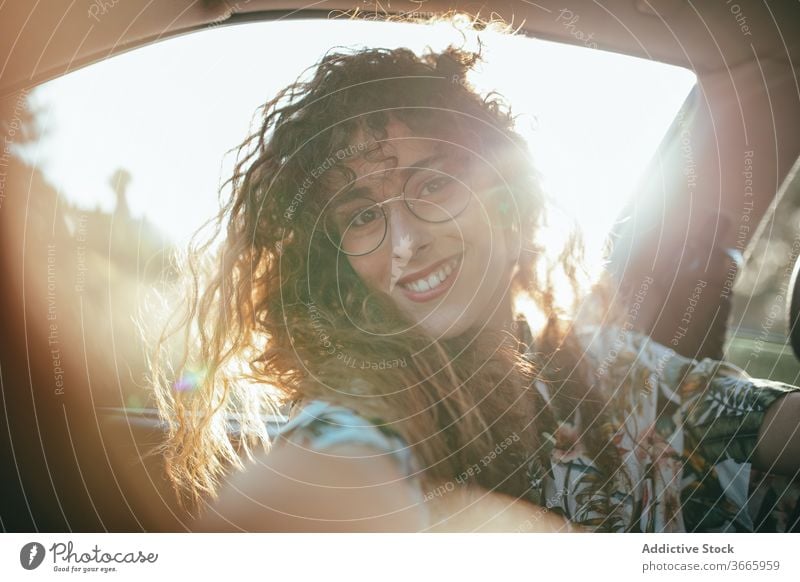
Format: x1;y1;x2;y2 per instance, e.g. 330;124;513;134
1;533;799;581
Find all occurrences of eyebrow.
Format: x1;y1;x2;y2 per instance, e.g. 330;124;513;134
332;152;449;205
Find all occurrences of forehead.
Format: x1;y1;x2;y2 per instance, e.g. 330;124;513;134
344;119;446;181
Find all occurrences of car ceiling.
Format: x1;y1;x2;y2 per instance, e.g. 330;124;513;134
1;0;799;97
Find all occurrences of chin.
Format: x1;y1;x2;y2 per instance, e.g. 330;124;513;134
415;307;474;339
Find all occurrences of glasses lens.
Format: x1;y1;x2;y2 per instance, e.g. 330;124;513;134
404;153;472;222
324;196;387;256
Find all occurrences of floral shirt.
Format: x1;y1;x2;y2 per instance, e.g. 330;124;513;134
275;325;800;532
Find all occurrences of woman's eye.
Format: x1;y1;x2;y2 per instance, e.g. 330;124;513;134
350;207;380;227
420;176;454;196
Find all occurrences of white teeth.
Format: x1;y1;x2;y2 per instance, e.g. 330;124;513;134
402;256;460;293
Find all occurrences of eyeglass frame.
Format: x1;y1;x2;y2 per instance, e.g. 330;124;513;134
322;164;475;257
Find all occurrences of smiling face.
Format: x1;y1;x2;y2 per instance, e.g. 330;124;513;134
323;119;521;339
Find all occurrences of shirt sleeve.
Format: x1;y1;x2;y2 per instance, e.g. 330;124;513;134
674;356;800;531
274;399;420;482
676;357;799;466
576;323;798;467
576;323;800;531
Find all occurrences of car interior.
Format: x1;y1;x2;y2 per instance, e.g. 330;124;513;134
1;0;799;532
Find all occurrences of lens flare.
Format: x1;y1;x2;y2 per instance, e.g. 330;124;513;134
173;366;207;392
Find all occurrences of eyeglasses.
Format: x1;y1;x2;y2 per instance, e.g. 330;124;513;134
323;153;474;256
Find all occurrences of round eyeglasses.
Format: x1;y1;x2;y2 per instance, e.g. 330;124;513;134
323;154;474;256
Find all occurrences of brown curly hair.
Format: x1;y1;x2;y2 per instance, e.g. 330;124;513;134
150;22;630;530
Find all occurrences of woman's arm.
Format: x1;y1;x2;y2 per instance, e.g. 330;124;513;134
192;441;426;532
424;486;574;532
754;391;800;477
192;440;570;532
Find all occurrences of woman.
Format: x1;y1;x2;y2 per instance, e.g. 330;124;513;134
151;34;800;532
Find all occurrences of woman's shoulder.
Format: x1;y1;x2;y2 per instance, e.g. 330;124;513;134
570;323;678;378
572;322;797;389
199;399;429;531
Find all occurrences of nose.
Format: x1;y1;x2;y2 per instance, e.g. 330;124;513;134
386;201;433;256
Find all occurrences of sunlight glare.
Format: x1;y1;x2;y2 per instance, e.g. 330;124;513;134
21;18;695;264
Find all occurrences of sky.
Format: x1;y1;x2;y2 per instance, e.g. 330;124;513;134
20;18;696;259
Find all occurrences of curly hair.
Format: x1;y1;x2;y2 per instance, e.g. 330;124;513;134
150;22;630;529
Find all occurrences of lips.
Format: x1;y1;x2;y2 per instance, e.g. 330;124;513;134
397;254;463;303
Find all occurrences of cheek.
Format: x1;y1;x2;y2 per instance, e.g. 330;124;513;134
347;255;388;290
462;217;516;295
458;203;507;258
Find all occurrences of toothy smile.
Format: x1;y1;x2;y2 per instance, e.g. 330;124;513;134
402;260;456;292
399;255;461;294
